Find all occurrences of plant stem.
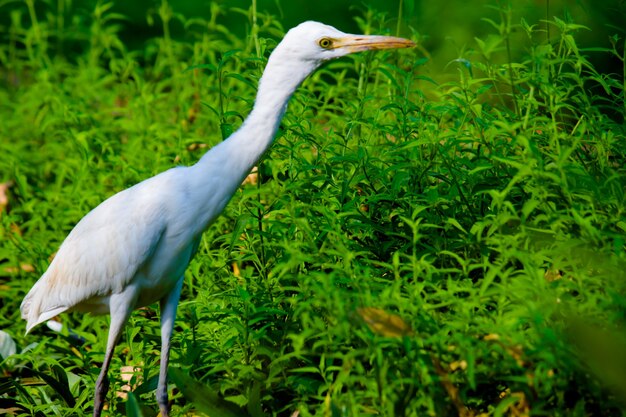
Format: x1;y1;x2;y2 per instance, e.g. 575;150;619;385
546;0;550;44
502;5;519;118
57;0;65;56
396;0;403;37
251;0;260;58
623;38;626;120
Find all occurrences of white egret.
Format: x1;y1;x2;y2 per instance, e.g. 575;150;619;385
20;21;414;416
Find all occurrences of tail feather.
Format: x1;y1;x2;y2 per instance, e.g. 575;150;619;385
24;307;67;334
21;277;69;335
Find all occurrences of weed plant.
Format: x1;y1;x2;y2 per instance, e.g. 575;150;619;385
1;1;625;416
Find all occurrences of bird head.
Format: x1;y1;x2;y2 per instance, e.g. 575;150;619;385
273;21;415;64
252;21;415;119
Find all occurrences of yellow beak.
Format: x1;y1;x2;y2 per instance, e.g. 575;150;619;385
334;35;415;52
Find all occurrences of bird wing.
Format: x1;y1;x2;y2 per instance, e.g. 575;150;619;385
21;171;173;332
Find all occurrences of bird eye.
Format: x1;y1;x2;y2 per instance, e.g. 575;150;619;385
318;38;333;49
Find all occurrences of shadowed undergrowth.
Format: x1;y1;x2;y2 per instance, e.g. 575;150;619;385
1;1;625;416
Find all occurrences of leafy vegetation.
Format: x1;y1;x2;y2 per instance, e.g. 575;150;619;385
1;0;625;416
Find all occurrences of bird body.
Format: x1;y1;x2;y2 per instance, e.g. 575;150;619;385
23;168;194;326
20;21;414;416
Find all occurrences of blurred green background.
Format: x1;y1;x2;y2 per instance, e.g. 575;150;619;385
2;0;625;73
1;0;625;415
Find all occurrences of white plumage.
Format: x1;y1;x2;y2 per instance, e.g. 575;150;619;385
21;21;414;416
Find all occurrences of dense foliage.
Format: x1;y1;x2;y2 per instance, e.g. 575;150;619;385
1;1;625;416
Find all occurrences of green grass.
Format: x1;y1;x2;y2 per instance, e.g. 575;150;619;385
1;1;626;416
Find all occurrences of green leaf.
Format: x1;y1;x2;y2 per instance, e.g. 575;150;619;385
31;367;75;407
229;213;252;253
446;217;467;234
169;368;251;417
125;392;144;417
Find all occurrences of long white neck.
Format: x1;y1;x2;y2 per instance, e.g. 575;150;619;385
231;55;316;165
187;50;319;228
198;51;317;173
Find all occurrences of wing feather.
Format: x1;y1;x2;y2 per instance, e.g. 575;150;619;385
20;171;175;332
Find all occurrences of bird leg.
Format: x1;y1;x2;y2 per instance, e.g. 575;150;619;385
157;277;184;417
93;317;126;417
94;362;110;417
93;290;138;417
